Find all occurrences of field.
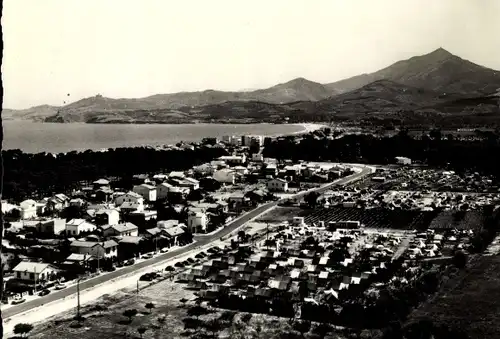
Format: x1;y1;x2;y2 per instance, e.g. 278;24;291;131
304;207;435;230
408;256;500;339
428;210;487;231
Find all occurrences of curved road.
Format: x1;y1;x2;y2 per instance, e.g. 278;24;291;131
3;165;371;319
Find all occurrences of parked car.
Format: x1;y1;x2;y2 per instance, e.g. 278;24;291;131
160;247;169;253
124;259;135;266
139;273;156;281
174;262;184;268
11;297;26;305
55;284;66;290
142;253;154;260
38;289;51;297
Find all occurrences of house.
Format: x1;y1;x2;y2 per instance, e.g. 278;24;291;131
48;194;70;211
133;184;157;202
36;218;66;235
70;240;118;259
69;198;86;208
284;165;301;177
267;178;289;192
187;211;208;233
170;177;200;190
252;154;264;162
114;192;144;206
169;171;185;179
157;220;180;229
218;155;246;165
227;194;248;211
66;219;97;236
103;222;139;237
213;169;236;184
157;182;174;200
165;226;185;245
93;179;110;190
95;187;114;202
63;253;94;268
12;261;59;282
95;209;120;226
117;236;144;259
19;199;38;219
263;164;278;177
395;156;412;165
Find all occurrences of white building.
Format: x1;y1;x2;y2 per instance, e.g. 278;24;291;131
213;169;236;184
70;240;118;259
95;209;120;225
13;261;59;282
218;155;246;165
102;222;139;237
36;218;66;235
395;156;412;165
187;211;208;233
156;182;174;200
66;219;97;236
267;178;289;192
133;184;157;202
114;191;144;206
19;199;38;219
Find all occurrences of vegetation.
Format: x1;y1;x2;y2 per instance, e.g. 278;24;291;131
13;323;34;338
2;146;227;202
145;302;155;314
122;309;138;323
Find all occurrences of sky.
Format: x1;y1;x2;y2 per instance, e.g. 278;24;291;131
2;0;500;109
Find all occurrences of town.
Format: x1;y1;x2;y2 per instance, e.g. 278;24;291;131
2;127;500;339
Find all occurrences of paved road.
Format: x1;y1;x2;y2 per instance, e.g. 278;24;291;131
3;165;371;319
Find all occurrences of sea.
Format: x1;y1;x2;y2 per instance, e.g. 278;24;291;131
1;121;304;154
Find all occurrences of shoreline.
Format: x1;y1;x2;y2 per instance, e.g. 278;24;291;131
3;122;326;154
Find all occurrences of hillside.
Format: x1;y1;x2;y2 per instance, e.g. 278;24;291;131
327;48;500;95
13;78;333;122
1;105;60;121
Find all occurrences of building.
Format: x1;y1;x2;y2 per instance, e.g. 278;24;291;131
47;194;70;211
267;178;289;192
395;156;412;165
19;199;38;219
218;155;246;165
241;135;263;147
66;219;97;236
263;163;278;177
12;261;59;282
93;179;110;190
213;169;236;184
95;209;120;226
133;184;157;202
70;240;119;259
156;182;174;200
114;191;144;206
102;222;139;237
187;211;208;233
36;218;66;235
251;153;264;162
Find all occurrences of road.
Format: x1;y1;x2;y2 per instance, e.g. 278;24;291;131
3;165;372;319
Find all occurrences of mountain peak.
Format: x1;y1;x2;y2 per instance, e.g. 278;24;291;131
427;47;454;60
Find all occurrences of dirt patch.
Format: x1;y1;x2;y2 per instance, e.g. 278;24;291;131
256;207;308;223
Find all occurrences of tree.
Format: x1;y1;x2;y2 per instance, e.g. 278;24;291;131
304;192;320;208
13;323;34;338
137;326;147;339
145;302;155;314
452;250;467;269
188;305;209;320
123;309;138;323
180;298;188;307
205;318;224;338
293;320;311;337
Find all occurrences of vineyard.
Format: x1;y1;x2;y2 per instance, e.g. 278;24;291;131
303;207;436;230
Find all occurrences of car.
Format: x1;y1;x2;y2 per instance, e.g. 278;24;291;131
160;247;169;253
139;273;154;281
11;298;26;305
55;284;66;290
142;253;154;260
165;266;175;272
115;262;124;268
186;258;195;264
174;262;184;268
38;289;51;297
124;259;135;266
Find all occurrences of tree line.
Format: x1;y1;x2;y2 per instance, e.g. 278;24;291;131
263;129;500;179
2;146;228;202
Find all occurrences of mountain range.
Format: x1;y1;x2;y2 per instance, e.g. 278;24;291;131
3;48;500;125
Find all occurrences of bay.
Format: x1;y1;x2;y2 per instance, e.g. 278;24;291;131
1;121;307;154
